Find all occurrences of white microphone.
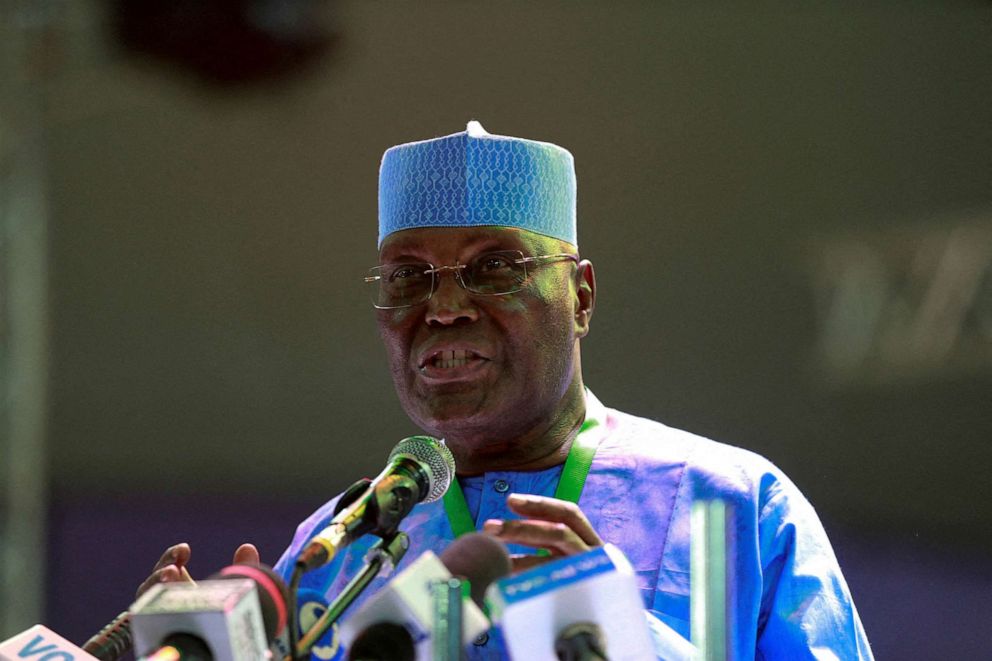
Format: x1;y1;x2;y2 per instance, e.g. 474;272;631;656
79;565;287;661
339;534;510;660
129;576;276;661
297;436;456;572
487;544;694;661
1;625;100;661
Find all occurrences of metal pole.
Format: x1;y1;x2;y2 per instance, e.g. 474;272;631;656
691;499;727;661
0;0;56;638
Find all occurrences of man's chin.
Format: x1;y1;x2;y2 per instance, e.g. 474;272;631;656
414;410;495;438
405;393;505;439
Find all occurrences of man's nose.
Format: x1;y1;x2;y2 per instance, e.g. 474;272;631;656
425;269;479;326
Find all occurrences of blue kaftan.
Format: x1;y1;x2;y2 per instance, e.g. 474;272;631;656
274;392;873;660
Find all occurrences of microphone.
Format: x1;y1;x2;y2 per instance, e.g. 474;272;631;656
487;544;687;661
554;623;608;661
346;623;414;661
340;533;510;660
82;611;132;661
339;534;510;660
216;564;290;642
438;532;513;611
1;625;100;661
130;564;289;661
296;436;455;572
141;633;211;661
433;533;512;661
81;564;287;661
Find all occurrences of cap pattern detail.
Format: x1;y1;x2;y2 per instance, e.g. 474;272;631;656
378;122;577;247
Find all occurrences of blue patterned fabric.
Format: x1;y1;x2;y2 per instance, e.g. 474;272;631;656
378;121;577;247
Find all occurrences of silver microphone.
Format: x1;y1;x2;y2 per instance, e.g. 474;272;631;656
296;436;455;572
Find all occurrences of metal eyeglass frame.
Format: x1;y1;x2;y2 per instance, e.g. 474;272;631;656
365;250;579;309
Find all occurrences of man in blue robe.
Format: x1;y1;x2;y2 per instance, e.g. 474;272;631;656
146;121;873;660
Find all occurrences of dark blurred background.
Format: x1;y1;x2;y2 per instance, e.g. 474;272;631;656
2;1;990;658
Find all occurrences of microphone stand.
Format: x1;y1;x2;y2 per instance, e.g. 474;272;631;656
293;531;410;660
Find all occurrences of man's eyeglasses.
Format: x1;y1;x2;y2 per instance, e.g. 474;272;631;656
365;250;579;309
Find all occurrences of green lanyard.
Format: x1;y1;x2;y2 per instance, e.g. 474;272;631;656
442;417;602;538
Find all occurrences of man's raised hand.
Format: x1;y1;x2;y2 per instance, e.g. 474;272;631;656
135;542;261;598
482;493;603;573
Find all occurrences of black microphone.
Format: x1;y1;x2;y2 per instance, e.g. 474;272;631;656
439;532;513;611
346;622;415;661
555;622;609;661
296;436;455;572
82;611;132;661
435;533;512;661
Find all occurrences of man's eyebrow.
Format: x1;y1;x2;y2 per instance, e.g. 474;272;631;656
379;252;426;263
468;238;517;254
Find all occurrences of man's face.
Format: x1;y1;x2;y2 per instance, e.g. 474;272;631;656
374;226;591;459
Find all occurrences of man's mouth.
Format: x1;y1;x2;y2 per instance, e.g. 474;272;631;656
423;349;486;370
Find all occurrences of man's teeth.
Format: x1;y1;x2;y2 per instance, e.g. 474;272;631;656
432;350;477;369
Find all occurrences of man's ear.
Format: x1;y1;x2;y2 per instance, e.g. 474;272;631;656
574;259;596;338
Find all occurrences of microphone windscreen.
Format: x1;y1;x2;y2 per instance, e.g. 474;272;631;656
214;564;289;642
346;622;415;661
388;436;455;502
439;532;512;609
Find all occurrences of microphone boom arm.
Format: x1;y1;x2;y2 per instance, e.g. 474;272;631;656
292;532;410;660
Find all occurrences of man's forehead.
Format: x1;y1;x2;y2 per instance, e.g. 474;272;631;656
378;226;554;260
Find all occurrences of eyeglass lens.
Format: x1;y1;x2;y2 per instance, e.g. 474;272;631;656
368;250;527;308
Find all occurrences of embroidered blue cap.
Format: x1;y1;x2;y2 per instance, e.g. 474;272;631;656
378;121;577;248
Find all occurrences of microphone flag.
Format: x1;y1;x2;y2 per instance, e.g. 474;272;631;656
487;544;664;661
1;625;100;661
129;578;269;661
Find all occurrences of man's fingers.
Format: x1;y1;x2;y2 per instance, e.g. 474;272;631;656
137;543;195;598
151;543;191;573
483;518;589;556
135;568;168;598
135;564;194;598
232;543;260;566
484;494;605;557
505;494;603;547
509;553;555;574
